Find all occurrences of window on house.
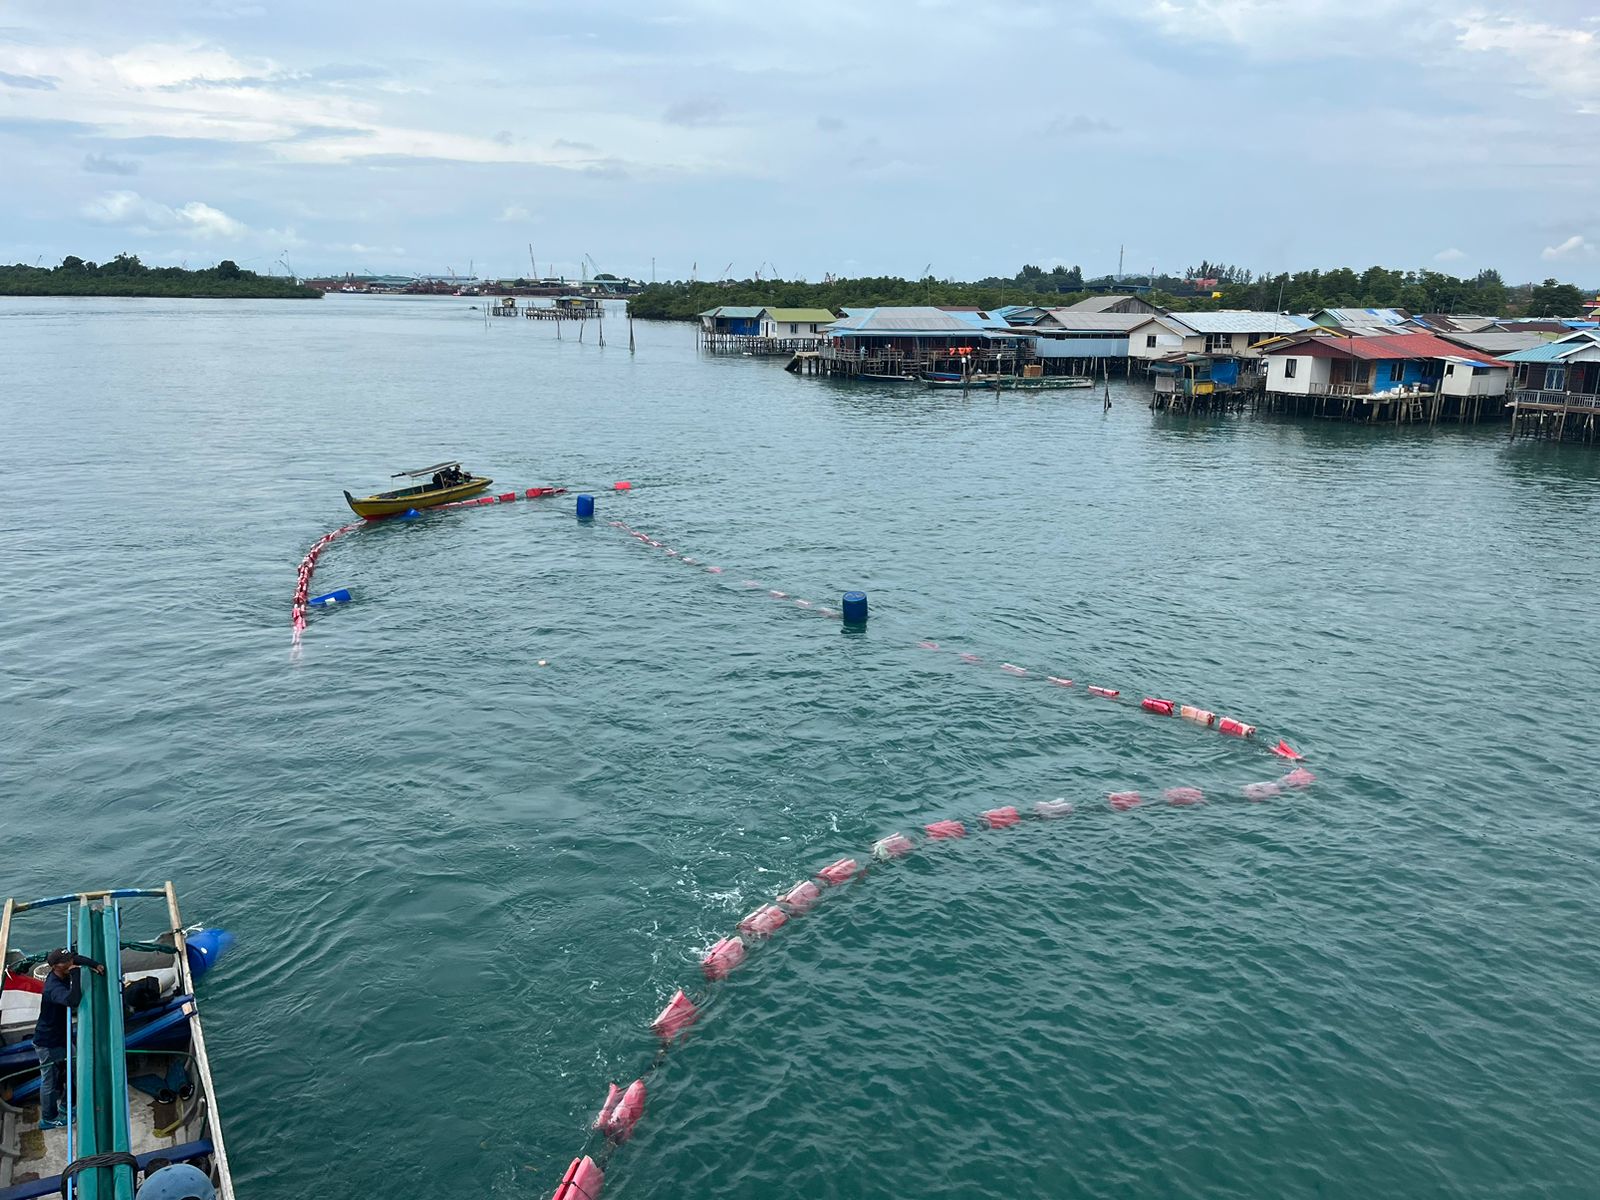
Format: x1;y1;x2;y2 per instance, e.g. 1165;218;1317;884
1472;366;1490;376
1205;333;1234;353
1284;359;1298;378
1389;362;1405;382
1446;364;1456;375
1146;335;1157;348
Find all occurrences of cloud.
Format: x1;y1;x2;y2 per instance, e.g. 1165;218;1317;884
552;137;596;152
81;190;247;239
1453;12;1600;111
663;96;727;127
491;129;515;146
1541;234;1595;261
816;115;845;133
1045;113;1120;137
83;152;139;175
0;70;57;89
1120;0;1430;57
496;204;531;222
1433;247;1467;263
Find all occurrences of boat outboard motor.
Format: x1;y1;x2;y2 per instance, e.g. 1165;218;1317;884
136;1163;217;1200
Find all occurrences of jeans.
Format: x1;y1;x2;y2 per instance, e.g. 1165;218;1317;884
37;1045;66;1123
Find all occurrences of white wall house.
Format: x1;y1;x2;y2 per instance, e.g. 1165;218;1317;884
757;308;836;338
1263;354;1333;395
1126;316;1193;363
1439;359;1509;397
1126;312;1311;364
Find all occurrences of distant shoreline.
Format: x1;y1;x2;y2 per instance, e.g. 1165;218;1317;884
0;255;321;300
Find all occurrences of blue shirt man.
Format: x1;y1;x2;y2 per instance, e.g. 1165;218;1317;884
33;948;105;1131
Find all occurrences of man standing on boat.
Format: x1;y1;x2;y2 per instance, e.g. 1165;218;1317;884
34;948;105;1131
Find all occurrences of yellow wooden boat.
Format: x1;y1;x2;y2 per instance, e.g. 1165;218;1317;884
343;461;493;518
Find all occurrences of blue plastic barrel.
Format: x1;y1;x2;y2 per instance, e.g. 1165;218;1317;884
576;494;595;520
309;589;352;607
842;590;869;624
399;508;422;520
184;928;235;981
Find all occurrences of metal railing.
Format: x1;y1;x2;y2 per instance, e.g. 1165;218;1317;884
1514;388;1600;409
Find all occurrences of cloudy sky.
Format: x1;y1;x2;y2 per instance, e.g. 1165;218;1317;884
2;0;1597;282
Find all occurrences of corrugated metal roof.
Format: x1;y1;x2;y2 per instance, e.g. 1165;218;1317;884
1318;307;1411;326
1166;311;1315;335
702;306;765;319
763;308;836;322
1065;295;1160;313
1038;311;1146;332
1265;331;1505;364
1438;332;1550;355
828;306;1014;333
1499;331;1600;362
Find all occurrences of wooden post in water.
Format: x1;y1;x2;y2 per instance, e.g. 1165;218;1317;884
628;310;636;354
579;319;585;343
598;305;606;348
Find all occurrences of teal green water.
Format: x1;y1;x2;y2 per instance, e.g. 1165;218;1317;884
3;296;1598;1198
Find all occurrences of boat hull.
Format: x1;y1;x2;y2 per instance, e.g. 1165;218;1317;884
344;477;493;518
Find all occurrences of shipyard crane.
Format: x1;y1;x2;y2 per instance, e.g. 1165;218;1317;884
720;261;734;280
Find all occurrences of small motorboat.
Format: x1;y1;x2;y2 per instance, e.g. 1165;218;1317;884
343;461;492;518
0;883;235;1198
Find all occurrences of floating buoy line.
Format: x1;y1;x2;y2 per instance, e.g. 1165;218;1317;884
547;764;1319;1198
288;490;1306;765
285;485;1321;1195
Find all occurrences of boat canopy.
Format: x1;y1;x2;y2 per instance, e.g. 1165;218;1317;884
392;461;463;479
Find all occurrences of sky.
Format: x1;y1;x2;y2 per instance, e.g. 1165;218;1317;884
1;0;1598;284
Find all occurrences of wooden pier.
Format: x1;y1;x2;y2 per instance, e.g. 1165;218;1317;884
701;332;825;355
786;345;1028;381
1254;385;1500;426
1508;391;1600;443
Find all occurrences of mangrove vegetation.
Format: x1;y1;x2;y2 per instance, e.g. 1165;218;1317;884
0;255;320;299
626;263;1592;321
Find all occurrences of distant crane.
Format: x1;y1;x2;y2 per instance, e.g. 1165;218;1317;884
720;261;734;280
691;261;697;283
529;243;537;280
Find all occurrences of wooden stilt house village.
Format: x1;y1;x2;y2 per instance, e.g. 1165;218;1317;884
685;289;1600;437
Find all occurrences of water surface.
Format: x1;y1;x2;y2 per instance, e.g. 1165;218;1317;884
2;296;1596;1198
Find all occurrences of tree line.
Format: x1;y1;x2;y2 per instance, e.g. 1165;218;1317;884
0;254;320;298
626;262;1593;321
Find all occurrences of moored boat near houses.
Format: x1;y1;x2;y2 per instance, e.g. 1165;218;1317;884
1024;310;1147;376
